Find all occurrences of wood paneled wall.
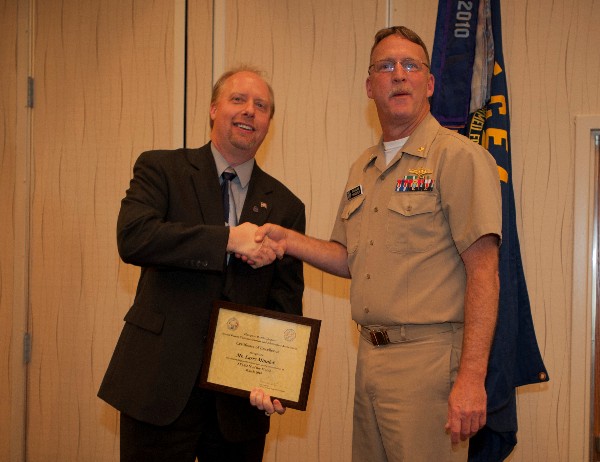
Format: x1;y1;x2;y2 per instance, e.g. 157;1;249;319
24;1;180;460
1;0;600;461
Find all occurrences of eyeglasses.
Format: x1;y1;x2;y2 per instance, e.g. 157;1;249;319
368;58;430;74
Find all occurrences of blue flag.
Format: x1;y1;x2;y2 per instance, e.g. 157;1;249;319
431;1;549;460
430;0;480;129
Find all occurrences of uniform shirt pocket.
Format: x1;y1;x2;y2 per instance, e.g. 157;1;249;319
385;192;437;253
341;195;365;254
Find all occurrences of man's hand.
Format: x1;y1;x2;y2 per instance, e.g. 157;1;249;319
237;224;288;266
255;224;288;259
249;388;286;416
445;376;487;444
227;222;277;268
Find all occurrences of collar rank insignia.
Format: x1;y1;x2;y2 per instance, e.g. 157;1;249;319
396;168;435;192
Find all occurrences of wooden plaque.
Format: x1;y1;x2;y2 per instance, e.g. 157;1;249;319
199;300;321;411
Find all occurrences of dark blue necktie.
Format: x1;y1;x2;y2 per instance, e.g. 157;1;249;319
221;169;237;224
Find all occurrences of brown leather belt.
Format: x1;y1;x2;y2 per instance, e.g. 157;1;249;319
360;322;462;346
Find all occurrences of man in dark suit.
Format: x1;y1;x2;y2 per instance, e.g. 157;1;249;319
98;66;305;462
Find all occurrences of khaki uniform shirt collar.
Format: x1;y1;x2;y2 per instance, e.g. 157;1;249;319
364;113;440;173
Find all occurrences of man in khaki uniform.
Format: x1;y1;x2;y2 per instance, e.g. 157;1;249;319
251;26;501;462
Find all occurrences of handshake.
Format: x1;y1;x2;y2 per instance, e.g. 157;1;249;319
226;222;288;268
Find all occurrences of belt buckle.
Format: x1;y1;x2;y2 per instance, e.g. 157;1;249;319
369;329;390;346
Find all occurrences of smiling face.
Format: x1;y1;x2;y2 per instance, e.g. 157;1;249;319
366;34;434;141
210;71;273;165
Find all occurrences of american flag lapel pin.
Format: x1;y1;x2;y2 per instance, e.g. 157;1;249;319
253;202;268;213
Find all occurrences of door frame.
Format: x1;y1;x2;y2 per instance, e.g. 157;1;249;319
572;114;600;461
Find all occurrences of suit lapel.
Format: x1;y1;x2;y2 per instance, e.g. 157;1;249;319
187;145;275;227
241;164;273;226
187;144;224;226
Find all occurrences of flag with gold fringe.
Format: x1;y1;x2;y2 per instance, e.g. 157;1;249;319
430;0;549;460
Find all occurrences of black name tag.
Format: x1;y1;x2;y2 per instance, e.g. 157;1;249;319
346;185;363;200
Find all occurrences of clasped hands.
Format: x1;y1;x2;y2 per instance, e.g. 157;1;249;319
227;222;286;268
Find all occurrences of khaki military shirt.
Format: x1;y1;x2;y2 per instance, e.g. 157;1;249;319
331;113;502;326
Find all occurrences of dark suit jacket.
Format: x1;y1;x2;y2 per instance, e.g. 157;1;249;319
98;143;305;442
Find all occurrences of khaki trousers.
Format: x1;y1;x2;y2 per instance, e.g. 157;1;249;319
352;323;468;462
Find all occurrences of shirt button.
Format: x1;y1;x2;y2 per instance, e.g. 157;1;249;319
406;205;412;212
369;240;374;245
364;307;370;313
366;274;371;279
374;207;378;212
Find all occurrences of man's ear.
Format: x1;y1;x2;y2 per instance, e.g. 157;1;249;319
366;76;374;100
427;73;435;98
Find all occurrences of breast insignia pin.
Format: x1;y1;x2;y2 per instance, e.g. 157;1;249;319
408;167;433;178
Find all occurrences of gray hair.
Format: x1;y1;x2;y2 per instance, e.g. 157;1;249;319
370;26;430;67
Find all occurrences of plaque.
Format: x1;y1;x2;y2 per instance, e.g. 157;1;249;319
199;300;321;411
